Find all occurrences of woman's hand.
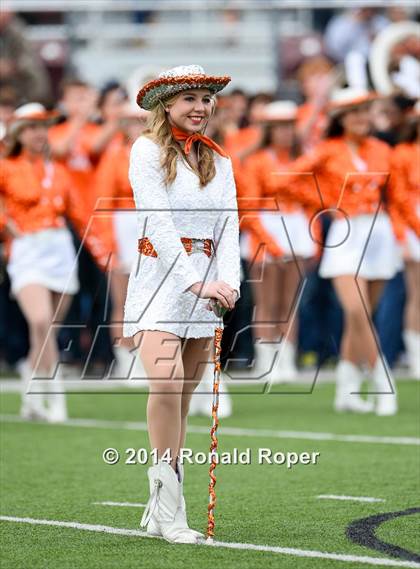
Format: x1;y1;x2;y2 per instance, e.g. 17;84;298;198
5;219;22;239
189;280;238;310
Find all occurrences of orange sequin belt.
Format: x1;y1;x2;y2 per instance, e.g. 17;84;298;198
138;237;214;258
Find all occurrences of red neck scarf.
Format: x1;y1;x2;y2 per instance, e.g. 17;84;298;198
170;124;229;158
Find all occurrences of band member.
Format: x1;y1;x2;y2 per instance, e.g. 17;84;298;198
242;101;317;382
390;103;420;378
49;78;114;373
123;65;240;543
267;89;419;415
0;103;109;421
94;103;149;377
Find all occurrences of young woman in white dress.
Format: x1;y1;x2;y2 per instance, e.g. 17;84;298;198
123;65;241;543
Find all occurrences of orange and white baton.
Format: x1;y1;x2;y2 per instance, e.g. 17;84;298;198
206;299;228;543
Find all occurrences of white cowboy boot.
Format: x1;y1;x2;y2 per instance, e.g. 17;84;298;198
176;458;204;539
254;341;274;376
141;460;202;544
188;363;232;419
334;360;374;413
254;341;280;385
270;340;298;384
128;352;149;387
403;330;420;379
17;360;49;421
372;357;398;416
110;345;133;379
45;366;68;423
147;458;204;539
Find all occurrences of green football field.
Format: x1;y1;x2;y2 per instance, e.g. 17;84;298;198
1;380;419;569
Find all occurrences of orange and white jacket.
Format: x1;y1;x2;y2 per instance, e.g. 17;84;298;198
239;147;320;263
230;154;284;261
95;140;134;210
93;140;135;254
0;152;112;270
266;136;420;240
389;142;420;241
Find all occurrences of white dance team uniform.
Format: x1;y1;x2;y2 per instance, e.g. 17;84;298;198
8;226;79;296
1;153;108;297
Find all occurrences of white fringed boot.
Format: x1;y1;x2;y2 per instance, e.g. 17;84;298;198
403;330;420;379
372;357;398;416
188;362;232;419
111;345;148;386
140;459;202;544
128;352;149;387
111;345;133;379
254;341;279;383
334;360;374;413
45;365;68;423
270;340;298;384
17;360;49;421
147;458;203;540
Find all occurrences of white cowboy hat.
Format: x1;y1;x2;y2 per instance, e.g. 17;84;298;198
136;64;231;111
257;101;298;123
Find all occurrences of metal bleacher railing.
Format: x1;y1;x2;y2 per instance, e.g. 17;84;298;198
3;1;318;93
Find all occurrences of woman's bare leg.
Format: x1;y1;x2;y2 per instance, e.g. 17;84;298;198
178;336;214;453
51;291;73;323
16;285;58;372
109;270;133;349
333;275;378;367
404;262;420;332
368;280;385;314
135;330;184;470
249;261;278;341
50;291;74;372
264;261;283;341
278;259;302;342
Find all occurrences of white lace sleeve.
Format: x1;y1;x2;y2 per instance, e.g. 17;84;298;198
129;137;202;294
213;158;241;300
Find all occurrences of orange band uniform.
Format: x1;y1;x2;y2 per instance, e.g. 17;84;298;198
228;154;283;260
0;152;112;269
389;142;420;240
240;148;320;262
265;136;420;239
93;141;136;255
49;122;102;215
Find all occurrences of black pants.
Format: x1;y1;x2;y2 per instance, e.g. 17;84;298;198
221;258;255;369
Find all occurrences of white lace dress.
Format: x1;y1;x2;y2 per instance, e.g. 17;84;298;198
123;135;241;339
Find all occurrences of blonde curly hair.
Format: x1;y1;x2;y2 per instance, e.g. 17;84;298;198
142;92;217;187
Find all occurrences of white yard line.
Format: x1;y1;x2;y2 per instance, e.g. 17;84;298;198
92;501;146;508
317;495;385;503
1;515;419;568
1;413;419;446
0;371;417;392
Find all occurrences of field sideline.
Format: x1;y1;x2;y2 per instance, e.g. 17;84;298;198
1;380;419;569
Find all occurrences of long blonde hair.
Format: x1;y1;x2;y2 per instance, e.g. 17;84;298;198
143;92;217;187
